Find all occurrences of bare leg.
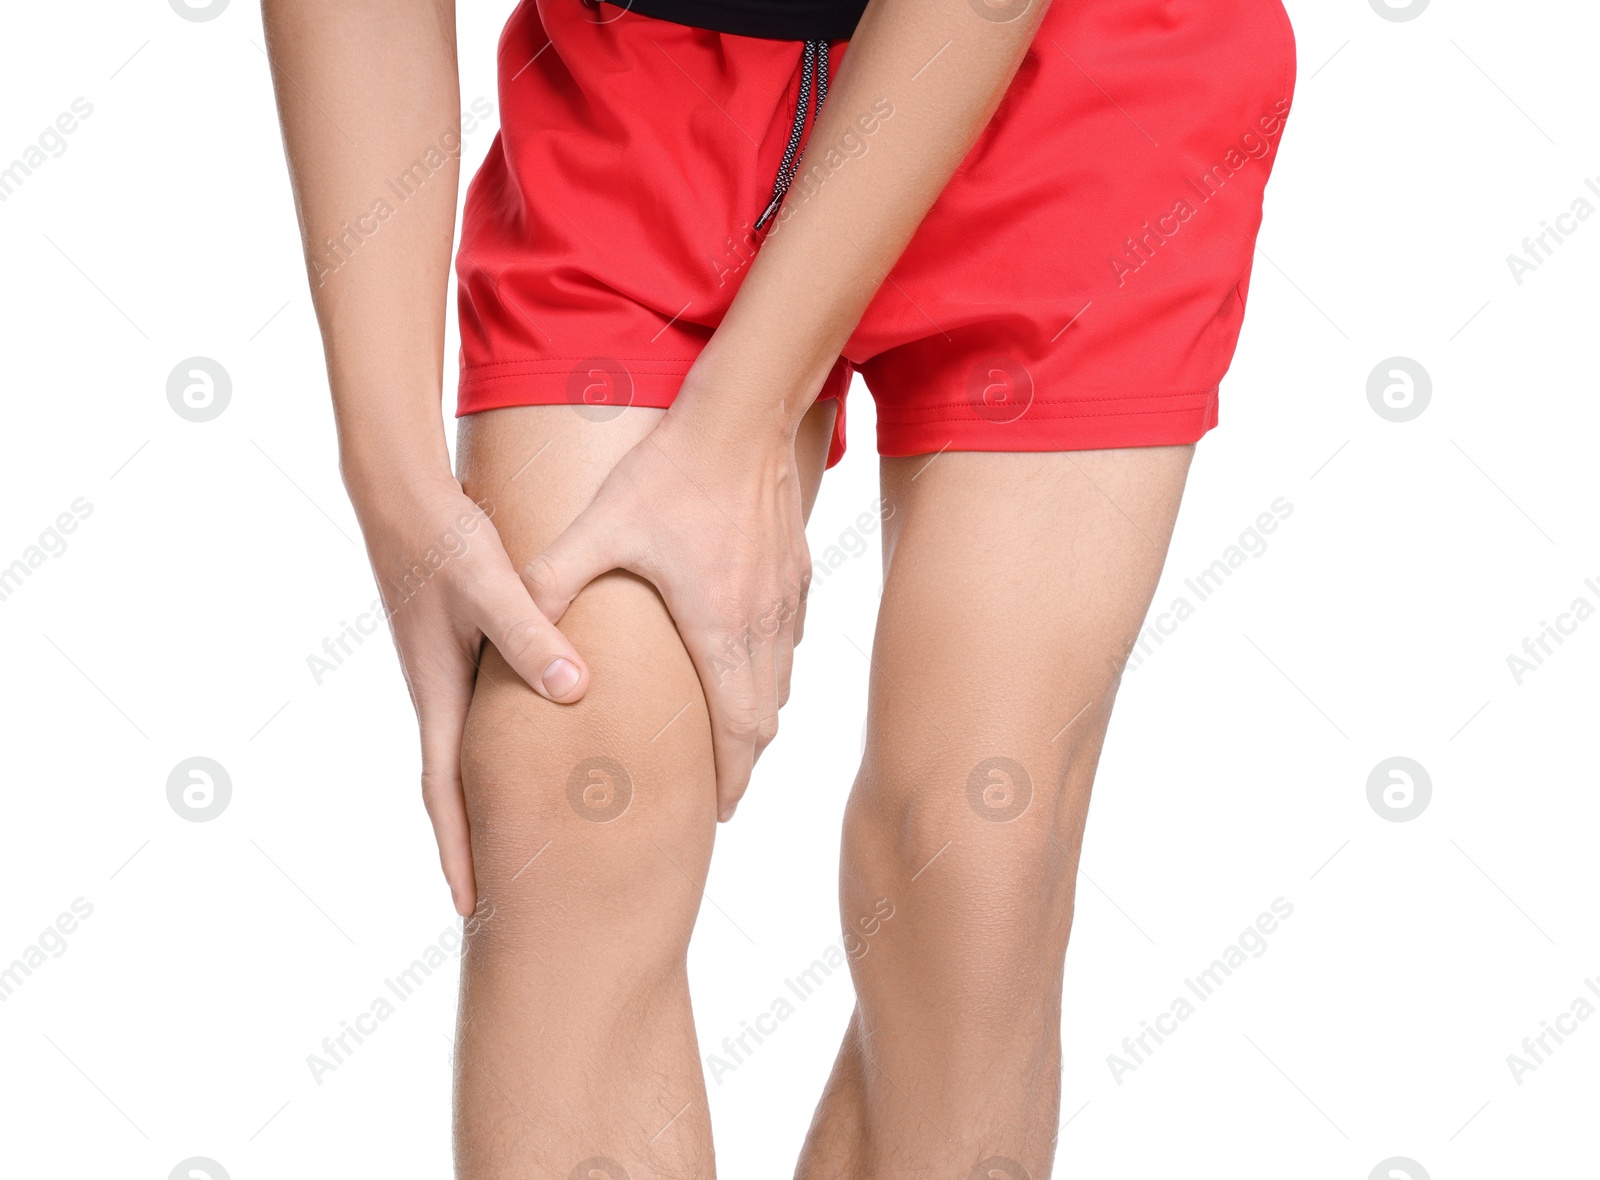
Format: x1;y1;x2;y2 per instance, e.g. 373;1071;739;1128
453;401;836;1179
797;445;1194;1179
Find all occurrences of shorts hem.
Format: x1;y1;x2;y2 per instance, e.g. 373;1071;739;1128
457;357;855;466
458;358;852;411
873;389;1220;457
458;358;700;416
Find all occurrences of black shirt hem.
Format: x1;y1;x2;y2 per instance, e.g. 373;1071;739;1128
602;0;866;41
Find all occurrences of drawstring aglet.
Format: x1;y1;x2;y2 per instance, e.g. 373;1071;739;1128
755;193;784;230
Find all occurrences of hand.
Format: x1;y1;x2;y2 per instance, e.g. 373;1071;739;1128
523;389;811;822
355;473;591;916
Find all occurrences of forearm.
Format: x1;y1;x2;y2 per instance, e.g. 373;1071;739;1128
262;0;461;502
695;0;1051;435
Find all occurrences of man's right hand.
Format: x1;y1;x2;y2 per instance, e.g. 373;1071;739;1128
358;476;590;917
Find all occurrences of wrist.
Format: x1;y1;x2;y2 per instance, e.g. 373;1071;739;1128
340;438;459;522
663;387;798;459
672;335;836;445
335;400;452;494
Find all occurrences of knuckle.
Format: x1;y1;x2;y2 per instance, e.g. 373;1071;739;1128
498;615;549;664
719;707;763;744
419;768;455;807
753;597;785;638
710;598;747;636
521;552;558;593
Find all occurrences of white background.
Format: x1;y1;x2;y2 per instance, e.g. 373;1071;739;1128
1;1;1596;1177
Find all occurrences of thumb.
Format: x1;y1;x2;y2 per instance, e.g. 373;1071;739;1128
522;503;633;626
473;564;591;703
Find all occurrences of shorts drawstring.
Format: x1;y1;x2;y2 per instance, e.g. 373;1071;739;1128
755;39;831;230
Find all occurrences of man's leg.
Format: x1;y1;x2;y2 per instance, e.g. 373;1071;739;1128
453;401;835;1179
797;445;1194;1178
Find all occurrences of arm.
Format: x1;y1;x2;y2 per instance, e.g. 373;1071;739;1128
526;0;1051;816
702;0;1052;441
263;0;589;917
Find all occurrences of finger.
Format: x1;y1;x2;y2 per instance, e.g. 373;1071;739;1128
757;644;793;768
523;500;629;627
749;605;781;763
775;575;804;708
416;682;477;917
691;627;759;821
774;610;796;711
474;565;591;703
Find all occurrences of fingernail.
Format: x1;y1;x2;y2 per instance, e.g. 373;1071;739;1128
719;805;737;822
541;658;580;698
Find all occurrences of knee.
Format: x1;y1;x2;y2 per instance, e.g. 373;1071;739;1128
459;573;717;957
841;741;1088;965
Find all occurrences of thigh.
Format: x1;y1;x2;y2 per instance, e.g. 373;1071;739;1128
874;445;1192;726
854;445;1194;907
458;399;838;571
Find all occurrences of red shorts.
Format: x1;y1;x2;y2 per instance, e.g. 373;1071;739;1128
457;0;1296;465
